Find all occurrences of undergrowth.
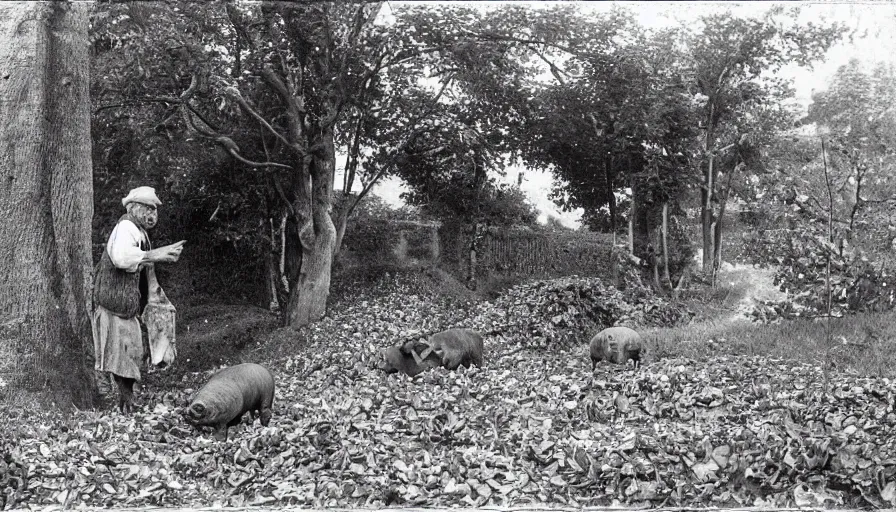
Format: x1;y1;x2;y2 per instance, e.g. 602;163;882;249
646;311;896;377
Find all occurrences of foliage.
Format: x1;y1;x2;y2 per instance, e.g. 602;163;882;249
773;231;896;316
89;3;275;267
87;2;851;314
685;6;845;269
465;276;694;350
515;14;700;238
403;180;539;227
741;192;896;319
4;272;896;508
739;58;896;319
345;194;422;224
90;3;602;319
363;4;559;226
806;58;896;248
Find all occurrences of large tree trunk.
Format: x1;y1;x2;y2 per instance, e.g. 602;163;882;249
627;186;636;254
332;202;350;261
701;153;715;271
604;155;616;237
701;112;716;272
0;1;95;408
286;129;337;327
712;191;728;272
662;202;672;289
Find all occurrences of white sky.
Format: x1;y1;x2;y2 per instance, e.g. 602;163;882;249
343;1;896;228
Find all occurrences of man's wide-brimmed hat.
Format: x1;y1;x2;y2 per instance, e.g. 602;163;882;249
122;186;162;208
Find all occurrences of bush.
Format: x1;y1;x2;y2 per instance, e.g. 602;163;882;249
466;276;694;350
745;226;896;319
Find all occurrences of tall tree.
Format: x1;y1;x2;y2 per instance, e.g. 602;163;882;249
353;4;554;226
93;2;399;327
686;7;843;272
0;1;95;407
803;59;896;248
508;9;700;287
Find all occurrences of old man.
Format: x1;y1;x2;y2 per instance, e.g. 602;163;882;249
92;186;185;413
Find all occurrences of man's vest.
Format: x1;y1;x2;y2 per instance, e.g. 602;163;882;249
92;214;151;318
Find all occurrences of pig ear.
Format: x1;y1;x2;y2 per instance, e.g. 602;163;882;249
410;349;426;366
417;341;434;360
399;339;416;355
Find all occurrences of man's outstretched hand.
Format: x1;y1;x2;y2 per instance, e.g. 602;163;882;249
147;240;186;264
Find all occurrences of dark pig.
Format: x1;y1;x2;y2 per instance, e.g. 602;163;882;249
378;328;484;377
184;363;274;440
589;326;642;369
113;375;136;414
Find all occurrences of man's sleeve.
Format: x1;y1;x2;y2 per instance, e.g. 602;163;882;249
107;220;146;272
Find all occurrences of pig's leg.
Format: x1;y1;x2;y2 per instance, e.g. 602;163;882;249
214;424;229;441
227;414;244;428
113;375;135;414
259;408;272;426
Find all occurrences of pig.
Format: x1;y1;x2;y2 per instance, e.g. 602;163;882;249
184;363;274;440
378;328;484;377
590;326;642;369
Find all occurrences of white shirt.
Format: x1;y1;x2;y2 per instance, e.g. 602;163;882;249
106;219;148;273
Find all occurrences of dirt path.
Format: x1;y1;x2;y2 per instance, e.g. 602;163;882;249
715;262;787;323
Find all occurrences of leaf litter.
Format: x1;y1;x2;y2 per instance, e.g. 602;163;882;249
1;274;895;509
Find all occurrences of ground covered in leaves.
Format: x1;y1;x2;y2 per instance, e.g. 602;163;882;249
3;272;896;509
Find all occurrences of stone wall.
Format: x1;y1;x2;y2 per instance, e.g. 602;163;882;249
339;220;614;285
438;223;614;285
339;219;441;270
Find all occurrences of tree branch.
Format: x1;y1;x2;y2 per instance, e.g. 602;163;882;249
223;140;293;169
343;111;364;194
178;75;292;170
380;46;446;69
460;28;585;57
94;97;178;115
264;11;297;95
223;86;297;152
860;196;896;205
345;69;456;219
184;102;224;134
337;2;382;79
529;45;571;85
262;65;306;149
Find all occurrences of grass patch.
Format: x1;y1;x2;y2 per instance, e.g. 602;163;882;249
643;310;896;377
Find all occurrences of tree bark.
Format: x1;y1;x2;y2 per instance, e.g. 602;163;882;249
712;162;739;272
712;183;729;272
0;1;95;408
265;238;280;313
702;153;715;271
332;199;350;261
628;185;636;254
605;155;616;235
662;202;672;289
286;128;337;327
701;110;716;271
467;223;480;289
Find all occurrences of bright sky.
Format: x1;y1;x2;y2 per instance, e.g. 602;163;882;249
346;1;896;228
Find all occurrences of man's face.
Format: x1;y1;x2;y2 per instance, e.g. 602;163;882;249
131;202;158;229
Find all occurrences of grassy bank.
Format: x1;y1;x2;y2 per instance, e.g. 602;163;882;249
645;310;896;378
